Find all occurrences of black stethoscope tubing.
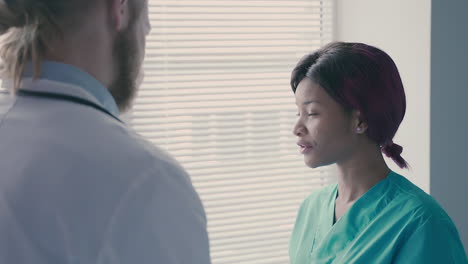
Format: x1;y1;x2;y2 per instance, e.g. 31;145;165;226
6;89;123;123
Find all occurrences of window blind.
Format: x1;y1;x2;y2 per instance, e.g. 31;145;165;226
130;1;334;263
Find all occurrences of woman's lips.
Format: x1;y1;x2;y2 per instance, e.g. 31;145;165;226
297;142;313;154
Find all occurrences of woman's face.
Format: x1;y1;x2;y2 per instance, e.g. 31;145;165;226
293;78;360;168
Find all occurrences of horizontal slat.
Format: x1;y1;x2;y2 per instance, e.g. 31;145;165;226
133;106;292;116
151;1;326;7
215;255;288;264
132;109;295;118
151;9;330;15
130;110;295;123
147;33;327;41
212;244;288;261
149;39;320;48
142;60;297;69
215;253;288;264
167;145;298;158
150;33;331;41
204;201;305;218
143;58;298;66
133;106;292;115
140;133;297;147
142;69;292;78
211;223;295;243
207;209;300;229
210;228;291;247
216;256;288;264
141;121;296;131
175;152;299;165
143;54;310;63
145;46;320;56
168;122;286;133
163;142;298;155
142;68;295;75
151;27;331;34
138;136;297;148
150;14;324;20
151;7;329;14
206;205;303;225
152;20;324;27
206;203;301;219
194;170;316;190
135;93;291;105
137;87;293;97
210;220;293;240
201;193;314;215
134;125;295;138
212;246;288;262
186;156;301;171
199;182;312;201
138;79;292;89
142;71;290;81
205;199;309;219
136;125;296;136
192;164;314;184
140;69;295;78
212;241;288;258
206;203;301;222
136;129;296;144
130;107;296;117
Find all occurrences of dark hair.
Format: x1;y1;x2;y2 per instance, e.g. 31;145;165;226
291;42;408;169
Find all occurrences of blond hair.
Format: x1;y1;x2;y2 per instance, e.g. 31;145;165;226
0;0;92;91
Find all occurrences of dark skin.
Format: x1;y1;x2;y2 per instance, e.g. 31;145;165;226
293;78;390;223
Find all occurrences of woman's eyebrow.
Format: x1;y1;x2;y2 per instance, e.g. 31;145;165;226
303;100;321;105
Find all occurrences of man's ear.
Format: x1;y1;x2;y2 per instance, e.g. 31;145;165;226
352;110;368;134
109;0;129;31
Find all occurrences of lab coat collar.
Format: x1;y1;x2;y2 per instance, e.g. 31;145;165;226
20;61;120;117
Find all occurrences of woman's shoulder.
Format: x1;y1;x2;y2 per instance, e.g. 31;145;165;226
387;171;451;221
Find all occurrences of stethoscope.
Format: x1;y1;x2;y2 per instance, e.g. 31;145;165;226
10;89;123;123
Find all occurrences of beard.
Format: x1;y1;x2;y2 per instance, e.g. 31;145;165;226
108;25;143;113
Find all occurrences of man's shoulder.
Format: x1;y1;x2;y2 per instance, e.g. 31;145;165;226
120;127;186;172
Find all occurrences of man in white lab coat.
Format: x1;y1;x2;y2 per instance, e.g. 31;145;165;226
0;0;211;263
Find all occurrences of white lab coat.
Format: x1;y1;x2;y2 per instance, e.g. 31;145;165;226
0;78;211;263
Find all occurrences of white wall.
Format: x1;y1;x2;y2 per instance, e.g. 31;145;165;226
335;0;431;192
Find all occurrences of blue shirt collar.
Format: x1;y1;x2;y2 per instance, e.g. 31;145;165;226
23;61;120;116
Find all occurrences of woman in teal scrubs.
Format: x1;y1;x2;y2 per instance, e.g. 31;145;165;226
289;42;467;263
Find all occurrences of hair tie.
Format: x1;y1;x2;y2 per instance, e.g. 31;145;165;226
381;140;408;169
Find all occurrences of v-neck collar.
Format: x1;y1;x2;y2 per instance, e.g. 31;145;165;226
310;171;394;261
330;171;393;227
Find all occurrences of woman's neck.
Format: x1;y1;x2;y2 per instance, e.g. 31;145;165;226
335;145;390;203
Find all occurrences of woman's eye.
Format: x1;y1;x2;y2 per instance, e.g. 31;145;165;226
308;113;318;116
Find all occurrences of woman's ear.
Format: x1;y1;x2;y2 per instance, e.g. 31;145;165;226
352;110;368;134
109;0;129;31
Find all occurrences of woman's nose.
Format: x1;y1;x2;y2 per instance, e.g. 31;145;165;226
293;120;306;137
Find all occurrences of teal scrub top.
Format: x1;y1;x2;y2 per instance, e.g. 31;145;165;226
289;171;468;264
